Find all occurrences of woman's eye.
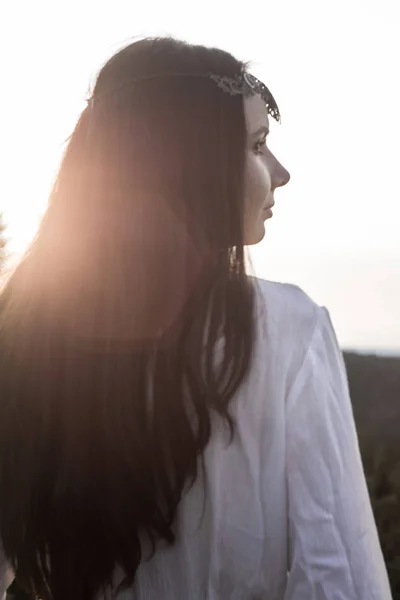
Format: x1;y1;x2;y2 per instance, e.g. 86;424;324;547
254;137;267;155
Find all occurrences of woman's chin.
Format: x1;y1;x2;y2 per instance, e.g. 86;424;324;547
245;224;266;246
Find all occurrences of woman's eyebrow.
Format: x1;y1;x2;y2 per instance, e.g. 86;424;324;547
252;125;270;137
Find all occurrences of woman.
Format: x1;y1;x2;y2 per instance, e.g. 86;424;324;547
0;37;391;600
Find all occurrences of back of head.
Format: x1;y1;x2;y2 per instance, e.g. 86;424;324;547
0;37;256;600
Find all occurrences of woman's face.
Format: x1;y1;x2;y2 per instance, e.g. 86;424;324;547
243;94;291;245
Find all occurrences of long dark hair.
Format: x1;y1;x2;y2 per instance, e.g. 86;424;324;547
0;37;258;600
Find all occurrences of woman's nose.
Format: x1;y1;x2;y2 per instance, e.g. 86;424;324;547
274;163;291;189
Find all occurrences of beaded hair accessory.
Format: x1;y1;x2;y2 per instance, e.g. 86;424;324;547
210;72;280;122
87;71;281;123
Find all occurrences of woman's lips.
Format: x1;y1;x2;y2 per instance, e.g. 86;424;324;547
263;200;275;211
263;207;273;218
263;202;274;212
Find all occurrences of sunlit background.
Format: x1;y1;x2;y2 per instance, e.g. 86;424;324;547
1;0;399;354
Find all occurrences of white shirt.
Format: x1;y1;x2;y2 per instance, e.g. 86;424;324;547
0;278;392;600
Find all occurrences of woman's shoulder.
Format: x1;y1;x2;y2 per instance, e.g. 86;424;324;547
249;276;326;378
250;276;321;336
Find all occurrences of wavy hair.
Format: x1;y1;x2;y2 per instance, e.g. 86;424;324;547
0;37;258;600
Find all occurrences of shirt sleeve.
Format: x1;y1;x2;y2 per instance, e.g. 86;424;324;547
0;542;14;600
284;306;392;600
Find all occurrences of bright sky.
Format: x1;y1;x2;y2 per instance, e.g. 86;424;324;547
1;0;399;352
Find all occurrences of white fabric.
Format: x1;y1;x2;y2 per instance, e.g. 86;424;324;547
0;544;13;600
1;278;392;599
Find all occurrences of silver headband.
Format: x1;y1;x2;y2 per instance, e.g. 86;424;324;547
87;71;281;123
209;72;280;122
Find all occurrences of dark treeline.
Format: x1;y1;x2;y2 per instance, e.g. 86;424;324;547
6;352;400;599
343;351;400;599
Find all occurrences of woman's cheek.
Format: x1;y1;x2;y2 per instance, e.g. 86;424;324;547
246;155;271;210
256;159;272;204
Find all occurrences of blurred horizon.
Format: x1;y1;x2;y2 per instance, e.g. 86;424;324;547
1;0;399;353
